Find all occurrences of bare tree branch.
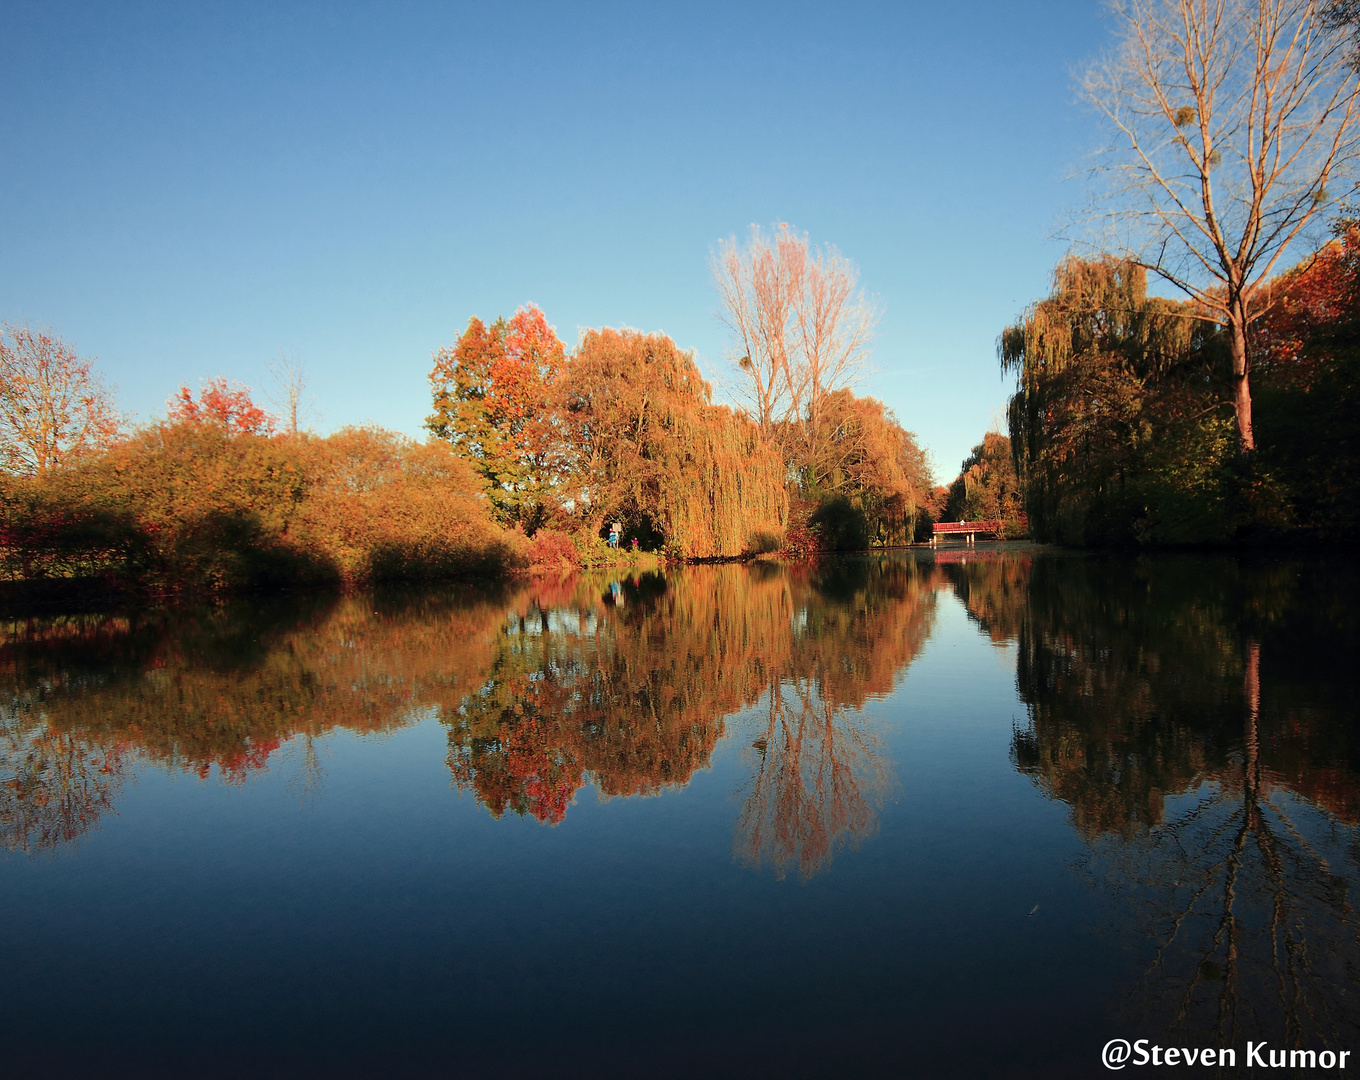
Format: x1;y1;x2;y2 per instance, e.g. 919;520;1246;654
1077;0;1360;452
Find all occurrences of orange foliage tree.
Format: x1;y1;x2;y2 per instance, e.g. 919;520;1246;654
1;417;521;592
808;390;934;543
0;324;121;476
942;431;1025;534
290;426;516;582
167;377;276;436
556;328;787;557
426;306;566;526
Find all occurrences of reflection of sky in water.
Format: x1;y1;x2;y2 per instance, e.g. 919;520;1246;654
1;554;1356;1077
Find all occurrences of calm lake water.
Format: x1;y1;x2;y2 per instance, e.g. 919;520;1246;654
2;551;1358;1078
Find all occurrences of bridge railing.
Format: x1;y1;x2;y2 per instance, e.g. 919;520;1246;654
932;520;1001;535
930;520;1002;545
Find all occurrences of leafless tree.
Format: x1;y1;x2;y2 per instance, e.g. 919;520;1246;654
712;223;806;434
1080;0;1360;452
265;350;313;436
734;676;891;880
712;224;878;461
796;244;879;438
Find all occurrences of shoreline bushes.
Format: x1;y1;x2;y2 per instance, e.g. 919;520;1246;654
0;423;522;595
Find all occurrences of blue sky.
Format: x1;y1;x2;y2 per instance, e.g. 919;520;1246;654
1;0;1108;481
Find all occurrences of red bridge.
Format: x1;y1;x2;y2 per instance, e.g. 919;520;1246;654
930;520;1002;546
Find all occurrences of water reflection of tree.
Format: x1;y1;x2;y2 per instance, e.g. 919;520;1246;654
444;570;774;823
0;705;126;854
0;590;514;850
732;560;935;879
1;559;939;871
445;560;936;879
735;679;890;880
1086;642;1360;1052
991;556;1360;1053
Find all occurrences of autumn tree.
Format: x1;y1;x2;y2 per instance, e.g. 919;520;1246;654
426;305;566;526
1250;220;1360;529
1254;218;1360;390
806;390;935;543
1081;0;1360;453
0;323;121;476
712;224;878;476
167;377;276;436
942;431;1025;533
556;328;787;557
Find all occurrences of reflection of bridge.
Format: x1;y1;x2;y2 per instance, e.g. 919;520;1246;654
931;520;1002;546
932;548;1019;565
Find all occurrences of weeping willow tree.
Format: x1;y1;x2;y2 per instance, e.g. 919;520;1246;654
556;328;787;558
1000;256;1233;545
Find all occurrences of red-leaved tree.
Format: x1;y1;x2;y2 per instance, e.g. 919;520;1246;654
167;377;276;436
1254;223;1360;392
426;304;566;524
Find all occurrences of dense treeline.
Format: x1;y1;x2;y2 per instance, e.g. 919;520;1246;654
1002;226;1360;545
940;430;1025;534
427;301;937;559
427;315;788;559
1;227;940;595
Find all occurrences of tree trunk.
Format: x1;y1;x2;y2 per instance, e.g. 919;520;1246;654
1228;296;1255;454
1244;639;1261;830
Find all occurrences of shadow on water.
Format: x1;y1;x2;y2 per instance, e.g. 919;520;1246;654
953;552;1360;1058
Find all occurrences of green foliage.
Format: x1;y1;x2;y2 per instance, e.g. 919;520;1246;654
1002;256;1237;545
808;494;869;551
1004;238;1360;546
